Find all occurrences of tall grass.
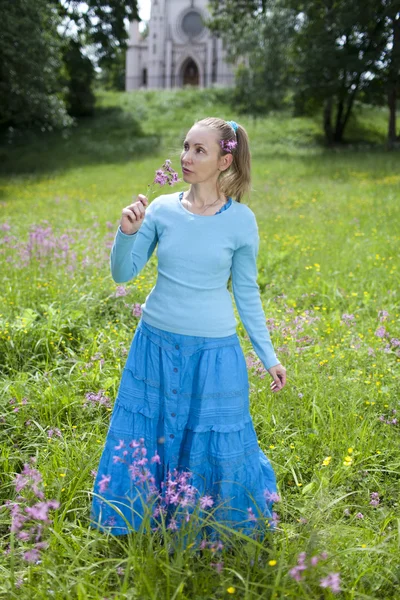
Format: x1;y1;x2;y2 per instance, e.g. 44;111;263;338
0;88;399;598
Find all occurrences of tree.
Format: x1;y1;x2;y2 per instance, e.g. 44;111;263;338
61;39;96;117
0;0;72;132
0;0;139;133
208;0;400;145
53;0;139;69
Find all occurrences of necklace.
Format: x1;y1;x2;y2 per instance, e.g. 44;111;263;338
182;192;226;215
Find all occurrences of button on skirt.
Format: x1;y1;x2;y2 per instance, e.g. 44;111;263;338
89;318;278;537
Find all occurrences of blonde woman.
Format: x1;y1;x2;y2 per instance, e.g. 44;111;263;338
90;118;287;539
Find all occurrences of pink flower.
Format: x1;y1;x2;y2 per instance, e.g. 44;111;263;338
199;495;214;509
167;518;178;531
247;507;257;522
115;286;128;297
23;548;40;563
220;139;237;153
375;326;388;338
264;490;281;502
151;452;161;464
98;474;111;493
320;572;341;593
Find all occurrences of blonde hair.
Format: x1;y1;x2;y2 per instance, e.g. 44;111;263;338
195;117;251;203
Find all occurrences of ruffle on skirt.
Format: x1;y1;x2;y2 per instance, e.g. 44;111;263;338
89;319;278;539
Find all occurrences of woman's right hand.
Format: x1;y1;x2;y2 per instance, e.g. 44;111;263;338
120;194;148;235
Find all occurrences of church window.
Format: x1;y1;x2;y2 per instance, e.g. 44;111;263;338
181;11;204;37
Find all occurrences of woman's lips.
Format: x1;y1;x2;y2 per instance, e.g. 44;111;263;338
182;167;192;174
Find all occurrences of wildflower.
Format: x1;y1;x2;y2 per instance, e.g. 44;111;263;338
220;139;237;153
226;587;236;594
98;474;111;493
115;286;128;297
369;492;380;507
23;548;41;563
268;559;277;566
211;562;224;573
199;495;214;509
322;456;332;466
341;313;356;326
320;572;341;593
264;490;281;502
288;551;307;581
167;518;178;531
343;455;353;466
132;303;142;317
375;326;388;338
148;159;181;199
151;452;161;464
356;512;364;519
247;507;257;522
378;310;389;322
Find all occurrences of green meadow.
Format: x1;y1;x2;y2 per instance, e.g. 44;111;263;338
0;88;399;599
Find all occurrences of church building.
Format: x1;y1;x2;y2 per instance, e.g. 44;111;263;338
125;0;235;90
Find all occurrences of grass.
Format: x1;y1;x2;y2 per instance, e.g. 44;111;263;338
0;88;399;599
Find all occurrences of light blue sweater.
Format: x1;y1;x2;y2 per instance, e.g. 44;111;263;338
110;191;280;370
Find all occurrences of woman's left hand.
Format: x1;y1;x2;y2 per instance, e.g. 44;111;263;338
268;363;287;393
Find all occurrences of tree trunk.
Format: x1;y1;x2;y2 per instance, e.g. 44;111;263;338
323;97;334;145
387;14;400;149
334;97;345;143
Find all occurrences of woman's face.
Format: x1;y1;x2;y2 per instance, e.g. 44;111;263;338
180;125;232;184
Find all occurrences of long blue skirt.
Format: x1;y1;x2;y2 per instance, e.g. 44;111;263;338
89;318;278;538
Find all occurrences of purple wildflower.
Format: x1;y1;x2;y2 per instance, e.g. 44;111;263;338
369;492;380;507
375;326;388;338
264;490;281;503
378;310;389;322
356;512;364;519
98;474;111;493
115;286;128;297
220;139;237;153
341;313;356;326
23;548;40;563
247;507;257;522
320;572;341;593
199;495;214;509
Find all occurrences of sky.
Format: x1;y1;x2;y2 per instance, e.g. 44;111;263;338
138;0;151;22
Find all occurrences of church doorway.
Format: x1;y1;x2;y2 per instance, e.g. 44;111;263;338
182;58;199;86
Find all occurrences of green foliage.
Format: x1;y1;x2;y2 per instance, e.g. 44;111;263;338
0;0;73;133
98;46;127;92
0;89;399;598
0;0;140;133
61;40;96;117
209;0;399;145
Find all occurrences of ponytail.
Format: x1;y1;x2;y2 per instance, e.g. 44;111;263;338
195;117;251;203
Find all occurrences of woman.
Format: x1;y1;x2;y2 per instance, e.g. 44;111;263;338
90;117;287;539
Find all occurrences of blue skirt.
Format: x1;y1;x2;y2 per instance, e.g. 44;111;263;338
89;319;278;538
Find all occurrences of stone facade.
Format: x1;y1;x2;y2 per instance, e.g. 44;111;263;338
126;0;235;90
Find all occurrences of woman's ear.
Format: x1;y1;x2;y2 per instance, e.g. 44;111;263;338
219;153;234;172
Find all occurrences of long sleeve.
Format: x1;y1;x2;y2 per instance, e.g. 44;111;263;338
231;221;280;371
110;200;158;283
